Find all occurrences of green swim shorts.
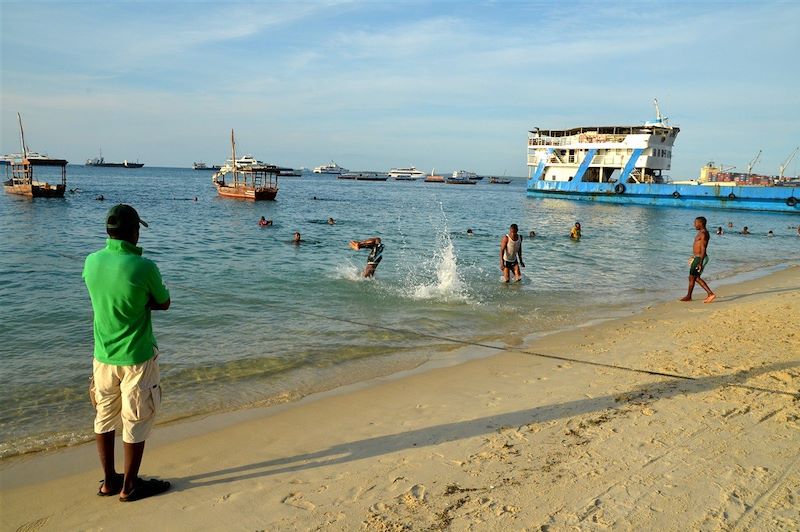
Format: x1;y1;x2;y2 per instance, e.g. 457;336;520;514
689;255;709;276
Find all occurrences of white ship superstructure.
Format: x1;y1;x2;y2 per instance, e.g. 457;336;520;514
314;161;349;175
528;118;677;185
452;170;478;180
388;166;425;180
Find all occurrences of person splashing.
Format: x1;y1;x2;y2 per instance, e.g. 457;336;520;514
350;237;383;278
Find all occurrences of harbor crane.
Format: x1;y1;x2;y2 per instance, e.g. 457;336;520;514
778;146;799;179
746;150;762;176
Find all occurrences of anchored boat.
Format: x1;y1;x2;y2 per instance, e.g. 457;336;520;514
3;113;67;198
526;101;799;213
212;130;279;201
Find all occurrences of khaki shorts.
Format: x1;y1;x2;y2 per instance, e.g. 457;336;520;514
90;348;161;444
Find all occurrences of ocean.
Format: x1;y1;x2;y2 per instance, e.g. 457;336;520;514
1;166;798;458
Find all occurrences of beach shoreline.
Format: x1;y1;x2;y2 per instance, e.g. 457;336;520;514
3;259;794;463
2;265;798;530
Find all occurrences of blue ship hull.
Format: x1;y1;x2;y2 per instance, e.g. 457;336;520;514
527;180;800;213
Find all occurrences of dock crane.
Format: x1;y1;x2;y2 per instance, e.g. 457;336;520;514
778;146;799;179
745;150;762;176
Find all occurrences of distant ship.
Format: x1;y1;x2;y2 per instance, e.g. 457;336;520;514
193;162;222;171
526;100;799;213
425;168;445;183
338;172;388;181
452;170;482;181
86;154;144;168
314;161;349;175
388;166;426;180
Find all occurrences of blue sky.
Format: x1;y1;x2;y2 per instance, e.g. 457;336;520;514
2;0;799;177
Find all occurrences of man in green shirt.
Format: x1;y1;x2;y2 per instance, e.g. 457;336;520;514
83;204;171;502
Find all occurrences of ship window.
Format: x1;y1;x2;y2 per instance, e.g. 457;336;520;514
627;149;632;155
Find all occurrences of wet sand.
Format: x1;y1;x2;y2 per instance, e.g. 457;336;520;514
1;266;798;531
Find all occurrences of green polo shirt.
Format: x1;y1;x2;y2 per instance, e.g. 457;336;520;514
83;238;170;366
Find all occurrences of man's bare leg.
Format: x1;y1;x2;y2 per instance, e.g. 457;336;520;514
680;276;696;301
121;441;146;496
502;266;509;283
513;264;522;282
696;277;716;303
96;431;120;494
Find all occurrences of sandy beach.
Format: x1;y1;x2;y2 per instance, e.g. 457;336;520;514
2;266;798;531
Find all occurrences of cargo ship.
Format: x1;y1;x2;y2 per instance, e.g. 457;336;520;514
526;101;799;213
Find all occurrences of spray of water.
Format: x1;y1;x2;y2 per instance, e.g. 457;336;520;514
394;202;470;302
409;231;468;301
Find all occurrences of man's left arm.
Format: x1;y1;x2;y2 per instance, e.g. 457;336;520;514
518;238;525;267
147;262;171;311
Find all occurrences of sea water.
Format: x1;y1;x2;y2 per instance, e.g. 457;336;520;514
1;166;798;458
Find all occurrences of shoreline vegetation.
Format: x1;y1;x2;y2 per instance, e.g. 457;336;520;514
2;265;798;530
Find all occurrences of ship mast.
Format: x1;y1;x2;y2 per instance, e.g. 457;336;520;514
17;113;28;159
231;128;237;184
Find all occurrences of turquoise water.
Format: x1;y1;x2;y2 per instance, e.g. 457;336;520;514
1;166;798;458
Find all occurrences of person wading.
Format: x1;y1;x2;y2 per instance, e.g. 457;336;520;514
500;223;525;282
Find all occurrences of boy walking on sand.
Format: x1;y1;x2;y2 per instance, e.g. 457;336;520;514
681;216;716;303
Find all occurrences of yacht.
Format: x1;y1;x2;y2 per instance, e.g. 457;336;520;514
388;166;426;180
314;161;349;175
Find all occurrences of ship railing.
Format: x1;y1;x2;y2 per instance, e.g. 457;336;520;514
529;134;629;147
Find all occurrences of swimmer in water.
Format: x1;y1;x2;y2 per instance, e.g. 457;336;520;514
570;222;581;240
328;217;335;225
350;237;384;278
259;216;272;227
293;231;303;244
466;228;474;236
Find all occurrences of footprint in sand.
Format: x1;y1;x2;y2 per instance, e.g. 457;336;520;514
282;492;316;511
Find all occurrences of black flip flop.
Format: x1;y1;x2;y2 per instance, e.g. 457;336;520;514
97;473;124;496
119;478;171;502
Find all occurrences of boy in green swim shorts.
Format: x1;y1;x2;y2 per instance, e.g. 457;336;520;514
680;216;716;303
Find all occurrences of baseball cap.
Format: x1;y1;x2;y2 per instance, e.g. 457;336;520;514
106;204;149;230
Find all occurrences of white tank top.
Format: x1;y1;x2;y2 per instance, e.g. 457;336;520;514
503;234;521;261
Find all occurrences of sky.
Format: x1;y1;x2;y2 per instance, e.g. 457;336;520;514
1;0;799;178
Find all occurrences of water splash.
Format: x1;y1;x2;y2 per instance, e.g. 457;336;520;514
405;220;470;302
331;261;366;282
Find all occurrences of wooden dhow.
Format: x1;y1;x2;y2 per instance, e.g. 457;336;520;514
212;130;279;201
3;113;67;198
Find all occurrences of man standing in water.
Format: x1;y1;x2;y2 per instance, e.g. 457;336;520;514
83;204;171;502
681;216;716;303
350;237;383;278
500;223;525;282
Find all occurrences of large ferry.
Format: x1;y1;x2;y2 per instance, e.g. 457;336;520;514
526;101;799;213
388;166;426;180
314;161;349;175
